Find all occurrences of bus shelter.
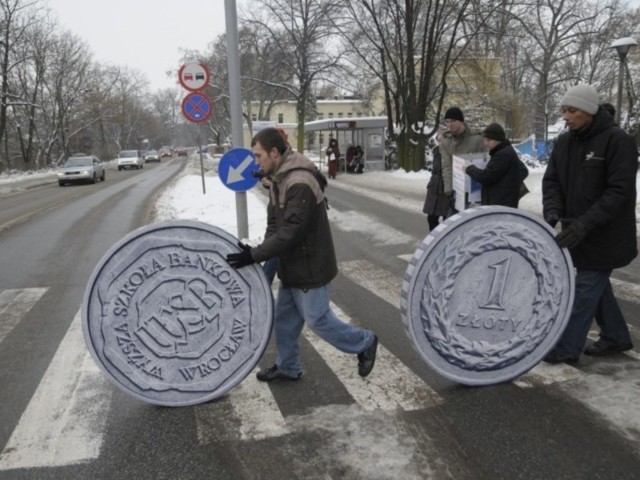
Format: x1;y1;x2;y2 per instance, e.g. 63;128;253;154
304;117;388;172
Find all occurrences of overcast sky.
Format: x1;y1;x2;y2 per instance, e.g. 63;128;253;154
46;0;640;93
46;0;248;92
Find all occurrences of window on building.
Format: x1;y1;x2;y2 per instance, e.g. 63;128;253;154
278;113;284;123
328;112;334;118
347;112;352;117
338;112;343;118
319;133;324;145
252;114;257;122
318;112;324;120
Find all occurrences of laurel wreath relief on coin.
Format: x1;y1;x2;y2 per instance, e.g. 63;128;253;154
420;225;562;371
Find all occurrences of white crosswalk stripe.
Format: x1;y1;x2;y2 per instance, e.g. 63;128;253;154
1;257;639;464
0;311;112;470
303;302;443;412
195;368;290;444
0;288;47;345
339;256;640;390
339;260;402;309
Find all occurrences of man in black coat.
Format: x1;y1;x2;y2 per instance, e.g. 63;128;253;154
464;123;527;208
542;84;638;363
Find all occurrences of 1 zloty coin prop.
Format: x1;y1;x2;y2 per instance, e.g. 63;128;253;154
82;220;273;406
401;206;574;386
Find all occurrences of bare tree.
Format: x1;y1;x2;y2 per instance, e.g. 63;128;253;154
339;0;490;171
0;0;43;168
245;0;346;151
505;0;614;141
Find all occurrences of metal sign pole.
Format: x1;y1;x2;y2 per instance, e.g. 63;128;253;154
198;127;206;194
225;0;249;239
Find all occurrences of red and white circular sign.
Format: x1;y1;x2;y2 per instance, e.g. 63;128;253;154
178;62;210;92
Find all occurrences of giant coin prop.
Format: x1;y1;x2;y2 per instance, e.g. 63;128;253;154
82;220;272;406
401;207;574;385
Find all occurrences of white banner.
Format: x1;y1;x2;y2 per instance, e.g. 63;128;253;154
453;153;487;211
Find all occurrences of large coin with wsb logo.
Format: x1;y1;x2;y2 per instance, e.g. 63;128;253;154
82;220;272;406
401;207;574;386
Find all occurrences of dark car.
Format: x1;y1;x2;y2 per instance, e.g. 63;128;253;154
57;155;105;186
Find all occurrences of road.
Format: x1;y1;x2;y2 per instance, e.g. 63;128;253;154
0;159;639;479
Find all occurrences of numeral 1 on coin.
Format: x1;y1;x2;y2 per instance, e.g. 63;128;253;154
480;257;511;310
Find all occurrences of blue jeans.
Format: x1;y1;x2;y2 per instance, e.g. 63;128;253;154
262;257;278;285
555;269;632;358
594;279;633;346
274;284;374;376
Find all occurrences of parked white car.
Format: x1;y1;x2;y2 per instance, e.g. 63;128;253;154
117;150;144;170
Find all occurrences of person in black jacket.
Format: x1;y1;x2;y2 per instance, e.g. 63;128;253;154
542;84;638;363
464;123;528;208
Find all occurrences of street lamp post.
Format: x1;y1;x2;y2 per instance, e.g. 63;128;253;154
611;37;638;125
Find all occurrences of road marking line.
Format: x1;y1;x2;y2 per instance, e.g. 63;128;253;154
0;288;48;345
0;311;112;469
329;210;414;246
513;362;582;388
339;260;402;309
195;368;289;443
302;302;442;411
610;277;640;305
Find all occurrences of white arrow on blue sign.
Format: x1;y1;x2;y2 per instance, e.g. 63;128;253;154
219;148;260;192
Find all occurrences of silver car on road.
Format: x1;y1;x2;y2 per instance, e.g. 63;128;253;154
58;155;105;186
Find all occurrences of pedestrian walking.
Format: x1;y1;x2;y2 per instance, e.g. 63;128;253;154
226;127;378;381
542;84;637;363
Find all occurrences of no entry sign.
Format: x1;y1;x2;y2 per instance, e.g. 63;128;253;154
181;92;213;123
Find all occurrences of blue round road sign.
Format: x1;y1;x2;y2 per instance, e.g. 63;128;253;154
219;148;260;192
181;92;212;123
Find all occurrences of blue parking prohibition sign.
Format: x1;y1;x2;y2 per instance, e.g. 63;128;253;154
181;92;213;123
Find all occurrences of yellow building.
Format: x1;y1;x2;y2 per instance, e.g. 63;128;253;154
243;96;384;149
241;55;509;146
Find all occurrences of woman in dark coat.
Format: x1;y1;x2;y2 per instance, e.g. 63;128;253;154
465;123;528;208
422;129;450;230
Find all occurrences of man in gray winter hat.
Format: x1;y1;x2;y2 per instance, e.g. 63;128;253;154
542;84;638;363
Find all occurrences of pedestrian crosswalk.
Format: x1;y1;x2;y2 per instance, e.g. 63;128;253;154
0;262;639;469
0;311;112;469
0;288;47;345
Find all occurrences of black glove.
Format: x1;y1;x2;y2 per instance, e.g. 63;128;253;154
556;220;588;249
544;213;560;228
226;242;255;269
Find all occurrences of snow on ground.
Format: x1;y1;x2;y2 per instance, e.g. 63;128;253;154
2;153;639;232
151;151;638;239
3;154;640;474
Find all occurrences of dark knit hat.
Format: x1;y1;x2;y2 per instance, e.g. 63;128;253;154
560;84;599;115
482;123;506;142
444;107;464;122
